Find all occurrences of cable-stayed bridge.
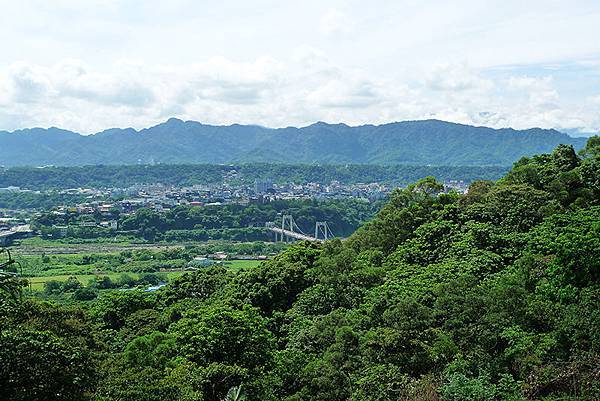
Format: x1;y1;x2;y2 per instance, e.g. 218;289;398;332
266;215;335;242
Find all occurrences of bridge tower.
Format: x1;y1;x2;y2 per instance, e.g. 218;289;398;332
266;216;334;242
281;215;294;242
314;221;330;241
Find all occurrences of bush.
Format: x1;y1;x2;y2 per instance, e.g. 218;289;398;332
43;280;63;295
73;286;99;301
62;276;82;292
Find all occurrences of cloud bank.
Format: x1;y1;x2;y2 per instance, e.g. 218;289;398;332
1;52;598;135
0;1;599;134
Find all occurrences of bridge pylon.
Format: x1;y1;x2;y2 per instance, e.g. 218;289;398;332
281;215;294;242
266;216;334;242
315;221;331;241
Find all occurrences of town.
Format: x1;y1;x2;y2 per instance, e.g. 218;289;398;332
0;178;470;243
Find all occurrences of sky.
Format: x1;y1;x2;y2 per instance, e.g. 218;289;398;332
0;0;599;135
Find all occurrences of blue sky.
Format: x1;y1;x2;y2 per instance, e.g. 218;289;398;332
0;0;599;134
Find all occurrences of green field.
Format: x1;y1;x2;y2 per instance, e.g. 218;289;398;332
23;259;262;291
14;237;183;255
5;238;266;293
24;272;184;291
223;259;263;271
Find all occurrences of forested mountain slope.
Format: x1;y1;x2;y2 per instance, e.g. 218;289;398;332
1;137;599;401
0;118;586;166
0;163;508;190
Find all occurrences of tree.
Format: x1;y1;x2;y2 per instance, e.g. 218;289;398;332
170;305;275;369
1;275;24;301
73;286;98;301
4;142;600;401
62;276;82;292
124;331;177;369
580;135;600;157
223;385;246;401
0;301;98;401
43;279;63;295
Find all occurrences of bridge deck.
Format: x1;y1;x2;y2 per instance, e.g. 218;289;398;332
268;227;322;242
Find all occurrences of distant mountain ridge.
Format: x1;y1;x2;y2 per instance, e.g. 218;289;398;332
0;118;587;167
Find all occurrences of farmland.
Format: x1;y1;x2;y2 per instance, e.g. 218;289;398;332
10;242;263;293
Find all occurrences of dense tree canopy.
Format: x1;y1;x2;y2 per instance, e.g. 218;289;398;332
0;163;506;190
0;138;598;400
33;198;381;242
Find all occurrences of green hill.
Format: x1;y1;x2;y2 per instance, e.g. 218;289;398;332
1;137;599;400
0;119;587;167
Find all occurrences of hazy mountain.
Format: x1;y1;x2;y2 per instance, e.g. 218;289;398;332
0;118;588;167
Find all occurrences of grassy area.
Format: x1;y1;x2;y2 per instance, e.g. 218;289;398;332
14;237;184;255
223;259;262;272
15;252;180;277
23;259;262;291
8;239;265;292
24;272;185;291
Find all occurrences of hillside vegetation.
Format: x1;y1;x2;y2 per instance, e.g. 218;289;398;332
33;199;380;241
0;163;507;190
0;119;586;167
0;137;599;401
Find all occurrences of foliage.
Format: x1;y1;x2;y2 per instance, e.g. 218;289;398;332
0;300;99;401
32;198;381;241
0;163;508;190
0;139;598;400
0;191;92;210
0;119;585;167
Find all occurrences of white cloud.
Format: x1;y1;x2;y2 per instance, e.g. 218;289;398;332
7;63;55;103
427;62;494;93
587;95;600;106
0;52;599;135
319;9;354;35
508;75;559;109
0;1;599;134
309;79;381;108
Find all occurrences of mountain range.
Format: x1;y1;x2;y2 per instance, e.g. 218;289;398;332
0;118;588;167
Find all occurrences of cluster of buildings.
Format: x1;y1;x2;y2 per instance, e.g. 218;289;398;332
49;179;394;216
254;180;392;202
0;186;23;193
0;214;33;246
443;180;470;193
2;178;469;225
0;177;473;245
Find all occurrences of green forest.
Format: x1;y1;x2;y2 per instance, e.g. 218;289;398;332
1;138;599;401
0;119;585;167
33;198;381;242
0;163;507;190
0;191;91;210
